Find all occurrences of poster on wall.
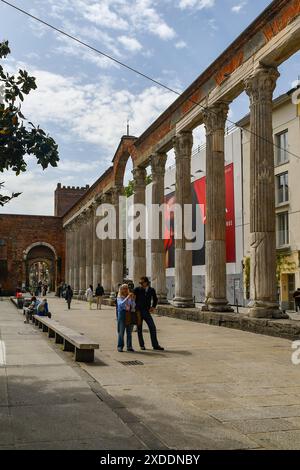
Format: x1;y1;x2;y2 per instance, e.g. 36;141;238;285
164;163;236;268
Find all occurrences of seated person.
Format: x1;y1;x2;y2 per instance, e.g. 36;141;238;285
24;296;39;323
36;298;49;317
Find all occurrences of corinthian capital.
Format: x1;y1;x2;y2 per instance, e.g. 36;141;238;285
132;166;147;189
151;152;167;179
245;65;280;104
111;185;124;204
173;130;193;161
202;102;229;135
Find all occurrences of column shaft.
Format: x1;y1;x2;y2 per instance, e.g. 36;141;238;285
73;221;80;294
132;167;147;286
85;208;93;287
79;215;87;294
111;186;124;297
93;201;102;286
151;152;168;303
173;131;195;308
245;65;285;318
203;102;232;312
101;192;112;295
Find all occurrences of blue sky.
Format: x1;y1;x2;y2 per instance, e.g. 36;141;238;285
0;0;299;215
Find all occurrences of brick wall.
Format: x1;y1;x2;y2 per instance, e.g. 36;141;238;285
0;214;65;295
54;183;89;217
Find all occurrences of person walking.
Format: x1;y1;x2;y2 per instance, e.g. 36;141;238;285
65;285;73;310
293;288;300;312
95;283;104;310
134;276;164;351
116;284;135;352
86;285;94;310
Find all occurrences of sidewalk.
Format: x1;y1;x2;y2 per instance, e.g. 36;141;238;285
0;300;160;450
38;296;300;450
4;296;300;449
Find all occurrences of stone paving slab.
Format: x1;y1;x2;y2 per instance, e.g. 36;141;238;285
6;296;300;450
0;300;150;450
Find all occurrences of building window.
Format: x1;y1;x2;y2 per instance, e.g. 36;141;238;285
276;130;288;165
277;212;289;247
276;172;289;204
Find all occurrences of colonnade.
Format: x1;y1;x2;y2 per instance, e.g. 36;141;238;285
65;65;284;318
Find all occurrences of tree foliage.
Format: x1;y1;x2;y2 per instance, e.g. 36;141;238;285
0;40;59;206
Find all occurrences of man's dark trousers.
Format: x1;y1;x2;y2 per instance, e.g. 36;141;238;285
137;310;159;349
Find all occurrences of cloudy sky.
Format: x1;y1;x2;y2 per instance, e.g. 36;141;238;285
0;0;299;215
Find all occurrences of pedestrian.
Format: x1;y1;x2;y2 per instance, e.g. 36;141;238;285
134;276;164;351
24;296;39;323
65;285;73;310
293;288;300;312
86;285;94;309
42;283;48;296
116;284;135;352
95;283;104;310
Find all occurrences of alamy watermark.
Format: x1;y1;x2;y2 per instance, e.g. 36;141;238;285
95;196;206;251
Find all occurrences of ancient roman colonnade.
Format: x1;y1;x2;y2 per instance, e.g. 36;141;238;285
63;0;300;318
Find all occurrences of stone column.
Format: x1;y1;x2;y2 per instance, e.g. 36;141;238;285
203;102;233;312
101;192;112;295
85;207;93;287
65;226;71;285
73;219;80;294
245;65;285;318
69;224;75;288
151;152;168;304
111;185;124;298
92;200;102;287
173;131;195;308
79;213;87;295
132;167;147;287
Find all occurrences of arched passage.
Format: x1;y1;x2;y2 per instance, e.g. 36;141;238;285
24;244;57;292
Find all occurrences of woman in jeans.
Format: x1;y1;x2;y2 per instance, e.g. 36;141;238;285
116;284;135;352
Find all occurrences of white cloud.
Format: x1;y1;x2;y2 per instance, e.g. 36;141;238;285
232;2;247;13
45;0;176;41
175;40;187;49
118;36;143;52
178;0;215;10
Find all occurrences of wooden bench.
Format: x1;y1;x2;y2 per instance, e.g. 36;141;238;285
32;315;99;362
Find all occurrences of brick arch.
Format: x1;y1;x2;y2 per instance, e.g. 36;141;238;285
112;136;138;187
24;242;58;260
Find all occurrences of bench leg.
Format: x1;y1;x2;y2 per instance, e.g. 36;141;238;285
48;329;55;338
63;339;75;352
42;324;48;333
75;348;94;362
55;333;64;344
38;321;43;329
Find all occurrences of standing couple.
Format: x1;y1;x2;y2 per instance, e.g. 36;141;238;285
116;276;164;352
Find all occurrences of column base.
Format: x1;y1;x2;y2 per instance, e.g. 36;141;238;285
204;298;234;313
247;301;289;319
157;295;169;305
173;297;195;308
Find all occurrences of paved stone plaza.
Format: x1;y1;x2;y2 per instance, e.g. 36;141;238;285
2;297;300;450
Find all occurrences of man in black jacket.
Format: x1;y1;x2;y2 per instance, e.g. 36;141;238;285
134;276;164;351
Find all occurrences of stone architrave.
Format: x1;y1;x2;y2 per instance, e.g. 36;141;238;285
245;65;287;319
151;152;168;304
203;102;233;312
111;185;124;299
132;166;147;286
173;131;195;308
